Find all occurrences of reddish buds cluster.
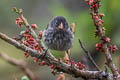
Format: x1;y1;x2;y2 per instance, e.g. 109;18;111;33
25;30;29;33
13;36;17;40
99;13;105;17
66;60;85;70
39;31;43;39
102;27;105;35
49;64;56;69
85;0;101;9
24;34;42;57
97;19;104;26
31;24;38;29
109;45;118;54
93;14;99;19
103;37;111;43
90;4;97;9
13;29;43;58
94;27;106;37
23;33;42;51
76;62;85;69
96;43;103;51
88;0;95;5
16;17;23;27
24;51;30;58
93;13;104;27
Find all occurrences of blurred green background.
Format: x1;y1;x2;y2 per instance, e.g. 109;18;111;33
0;0;120;80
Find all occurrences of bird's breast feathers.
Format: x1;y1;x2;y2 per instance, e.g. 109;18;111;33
43;29;74;51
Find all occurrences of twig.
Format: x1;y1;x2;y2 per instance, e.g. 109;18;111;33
0;5;117;79
0;32;113;79
14;8;44;49
78;39;100;71
0;52;37;80
84;0;119;79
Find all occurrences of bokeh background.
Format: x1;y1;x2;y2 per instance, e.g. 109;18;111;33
0;0;120;80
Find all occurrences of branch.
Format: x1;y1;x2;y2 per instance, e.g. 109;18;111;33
13;7;44;49
0;4;118;79
0;52;37;80
0;32;112;80
78;39;100;71
84;0;120;79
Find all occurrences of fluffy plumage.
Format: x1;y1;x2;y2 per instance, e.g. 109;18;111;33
43;16;74;51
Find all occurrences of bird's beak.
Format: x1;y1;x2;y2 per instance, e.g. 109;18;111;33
58;23;64;30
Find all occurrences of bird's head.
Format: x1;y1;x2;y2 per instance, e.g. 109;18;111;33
49;16;69;30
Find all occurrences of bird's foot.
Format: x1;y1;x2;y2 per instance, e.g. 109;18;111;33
39;48;49;60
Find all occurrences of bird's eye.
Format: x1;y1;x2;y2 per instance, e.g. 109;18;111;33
55;20;59;27
54;23;58;27
54;23;59;28
55;22;57;25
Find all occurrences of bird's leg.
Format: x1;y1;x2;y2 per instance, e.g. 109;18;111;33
65;50;73;69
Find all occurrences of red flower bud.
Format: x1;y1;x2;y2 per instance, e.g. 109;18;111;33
31;24;38;29
13;36;17;40
33;57;39;62
24;52;29;58
96;43;103;51
99;13;105;17
25;30;29;33
39;61;46;66
109;45;118;54
104;37;111;43
16;17;23;27
24;34;31;38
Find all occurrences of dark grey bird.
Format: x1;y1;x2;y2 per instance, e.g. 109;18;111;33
43;16;74;51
